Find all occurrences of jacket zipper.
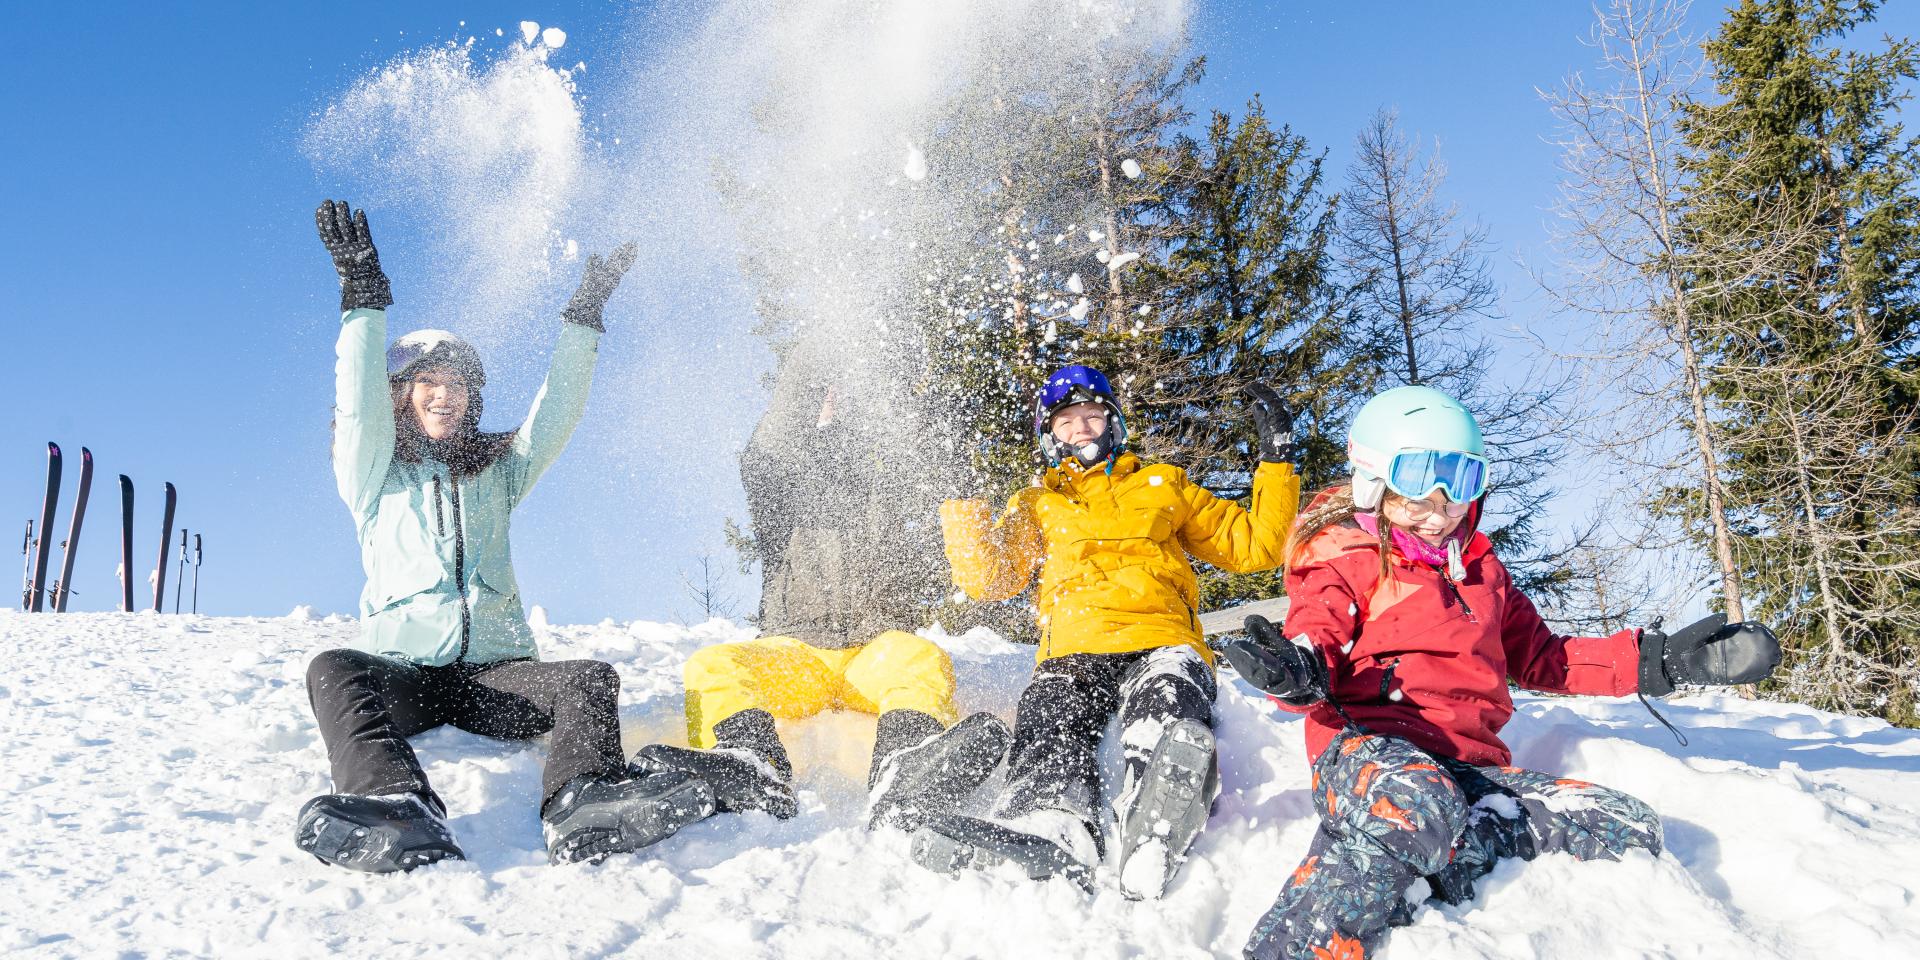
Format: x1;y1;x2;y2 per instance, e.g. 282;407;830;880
1442;577;1478;623
447;469;471;661
1379;657;1402;702
432;475;445;536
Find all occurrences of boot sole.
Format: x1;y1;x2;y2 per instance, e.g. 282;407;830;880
1117;718;1216;900
909;813;1094;892
548;777;718;865
295;795;465;874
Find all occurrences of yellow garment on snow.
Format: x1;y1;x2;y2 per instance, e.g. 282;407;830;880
939;454;1300;665
682;631;959;748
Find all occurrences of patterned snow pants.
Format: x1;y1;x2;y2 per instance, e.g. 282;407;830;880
1243;727;1663;960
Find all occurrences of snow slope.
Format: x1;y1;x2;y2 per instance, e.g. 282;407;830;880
2;610;1916;958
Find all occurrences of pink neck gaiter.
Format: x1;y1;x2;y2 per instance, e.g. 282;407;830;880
1353;511;1454;566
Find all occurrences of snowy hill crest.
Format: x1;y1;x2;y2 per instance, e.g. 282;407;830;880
2;611;1916;958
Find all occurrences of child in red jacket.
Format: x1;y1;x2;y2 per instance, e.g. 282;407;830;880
1221;386;1779;960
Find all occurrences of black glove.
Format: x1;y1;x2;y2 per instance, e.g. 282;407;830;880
1638;613;1782;697
1244;383;1296;464
1220;615;1329;706
314;199;393;312
561;242;640;332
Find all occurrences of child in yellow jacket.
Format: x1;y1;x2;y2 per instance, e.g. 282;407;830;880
911;364;1301;899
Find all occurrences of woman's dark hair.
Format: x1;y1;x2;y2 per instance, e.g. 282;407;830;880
386;377;516;477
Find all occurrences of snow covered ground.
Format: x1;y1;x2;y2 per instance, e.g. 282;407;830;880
3;610;1917;958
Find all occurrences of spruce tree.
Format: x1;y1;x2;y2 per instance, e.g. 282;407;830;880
1678;0;1920;720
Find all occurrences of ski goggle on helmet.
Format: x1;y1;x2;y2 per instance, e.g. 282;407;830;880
1035;364;1127;468
1346;386;1489;510
387;329;486;390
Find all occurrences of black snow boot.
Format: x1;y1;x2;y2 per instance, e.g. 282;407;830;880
868;710;1012;831
909;806;1100;892
542;765;717;865
295;792;464;874
1115;718;1220;900
632;709;798;820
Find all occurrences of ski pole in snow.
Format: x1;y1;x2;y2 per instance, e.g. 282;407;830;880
19;520;33;611
190;534;202;614
173;528;188;614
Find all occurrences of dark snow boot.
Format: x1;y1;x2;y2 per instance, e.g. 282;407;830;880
295;792;464;874
632;709;797;820
909;808;1099;892
1115;718;1219;900
542;766;717;865
868;711;1012;831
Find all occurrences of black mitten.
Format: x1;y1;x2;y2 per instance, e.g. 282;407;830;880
1243;383;1296;464
1220;615;1329;706
561;242;640;332
1639;613;1782;697
314;199;393;312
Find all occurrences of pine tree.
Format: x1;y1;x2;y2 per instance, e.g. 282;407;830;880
1121;101;1352;607
1677;0;1920;721
1149;99;1355;488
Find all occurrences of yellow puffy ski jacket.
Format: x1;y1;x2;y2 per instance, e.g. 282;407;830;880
939;453;1300;665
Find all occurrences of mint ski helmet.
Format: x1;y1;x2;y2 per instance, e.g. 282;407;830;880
387;329;486;390
1035;364;1127;467
1347;386;1489;509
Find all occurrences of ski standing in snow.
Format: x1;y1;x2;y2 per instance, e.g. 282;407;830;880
914;364;1303;899
24;442;61;612
1224;385;1783;959
116;475;134;612
295;199;713;873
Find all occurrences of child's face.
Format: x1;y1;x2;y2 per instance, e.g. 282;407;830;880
1381;490;1467;546
1049;402;1109;447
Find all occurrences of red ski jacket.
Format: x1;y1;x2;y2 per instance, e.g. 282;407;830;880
1283;510;1641;767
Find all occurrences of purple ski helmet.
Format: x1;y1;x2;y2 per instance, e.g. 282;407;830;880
1035;364;1127;467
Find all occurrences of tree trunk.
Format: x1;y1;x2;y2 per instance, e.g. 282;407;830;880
1627;20;1746;621
1784;386;1849;664
1382;172;1419;384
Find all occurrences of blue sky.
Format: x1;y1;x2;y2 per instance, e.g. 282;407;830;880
4;1;1914;621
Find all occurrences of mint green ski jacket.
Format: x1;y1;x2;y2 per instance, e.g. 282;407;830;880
332;308;599;666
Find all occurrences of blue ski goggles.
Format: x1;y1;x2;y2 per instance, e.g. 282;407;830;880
1035;365;1121;435
1383;449;1490;503
1038;366;1115;410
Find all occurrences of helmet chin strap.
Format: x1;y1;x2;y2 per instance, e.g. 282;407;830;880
1351;474;1387;510
1042;426;1118;469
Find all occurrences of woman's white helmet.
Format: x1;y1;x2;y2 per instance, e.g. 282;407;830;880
386;329;485;389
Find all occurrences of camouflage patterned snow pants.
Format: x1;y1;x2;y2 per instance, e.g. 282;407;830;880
1243;727;1663;960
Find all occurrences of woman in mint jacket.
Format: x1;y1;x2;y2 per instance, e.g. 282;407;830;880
295;200;715;872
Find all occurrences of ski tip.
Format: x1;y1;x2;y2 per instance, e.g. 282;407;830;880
81;447;92;460
47;442;60;455
164;482;177;494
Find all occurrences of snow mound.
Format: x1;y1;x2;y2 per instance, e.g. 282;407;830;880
2;610;1917;957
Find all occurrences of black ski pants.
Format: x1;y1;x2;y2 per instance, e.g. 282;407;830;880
305;648;627;811
996;645;1216;826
